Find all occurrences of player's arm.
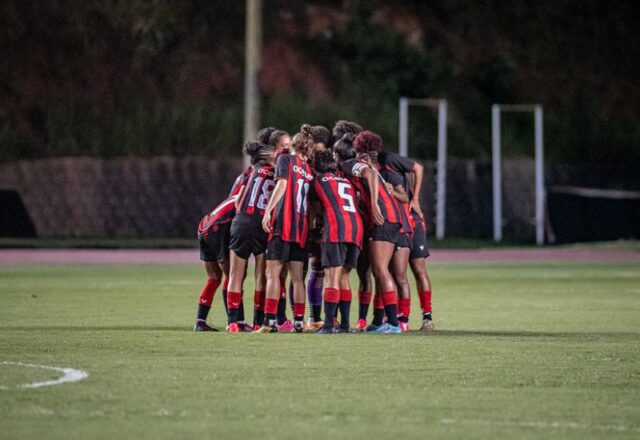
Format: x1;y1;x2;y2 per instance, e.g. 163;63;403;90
233;184;246;210
262;178;287;233
361;167;384;225
410;162;424;218
386;182;409;203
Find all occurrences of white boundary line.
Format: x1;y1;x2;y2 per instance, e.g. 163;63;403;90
1;361;88;389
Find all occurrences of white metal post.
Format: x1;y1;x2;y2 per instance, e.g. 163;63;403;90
243;0;262;168
534;105;544;245
435;100;447;240
399;97;409;157
492;105;502;242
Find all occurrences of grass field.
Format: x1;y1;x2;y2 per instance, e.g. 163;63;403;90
1;262;639;439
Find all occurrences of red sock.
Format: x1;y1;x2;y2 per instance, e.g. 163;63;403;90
324;288;339;304
293;302;306;319
226;291;243;310
359;291;372;305
373;293;384;310
198;278;221;306
418;290;432;313
253;290;266;311
265;297;279;315
398;298;411;318
382;290;397;306
339;289;352;302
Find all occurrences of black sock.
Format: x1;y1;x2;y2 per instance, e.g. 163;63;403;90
222;291;228;315
228;308;239;324
311;304;322;322
338;301;351;328
238;300;245;323
423;312;432;321
384;304;399;327
359;303;369;320
323;302;338;327
264;313;277;326
398;316;409;323
197;304;210;321
254;310;264;327
372;308;385;326
277;297;287;325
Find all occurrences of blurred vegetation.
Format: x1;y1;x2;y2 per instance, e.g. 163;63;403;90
0;0;638;162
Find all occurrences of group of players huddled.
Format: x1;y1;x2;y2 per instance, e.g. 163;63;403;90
194;120;435;334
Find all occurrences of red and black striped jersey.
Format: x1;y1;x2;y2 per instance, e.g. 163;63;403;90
340;159;402;227
235;165;276;218
197;168;252;237
271;154;314;246
312;173;364;247
379;165;413;234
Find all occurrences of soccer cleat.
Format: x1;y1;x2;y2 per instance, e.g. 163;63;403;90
421;319;436;333
254;324;278;333
335;326;352;334
356;319;368;332
368;323;402;334
293;320;305;333
305;319;324;331
252;324;262;332
277;320;294;332
399;322;409;332
227;322;240;333
194;320;219;332
238;322;253;332
316;326;336;334
365;324;380;332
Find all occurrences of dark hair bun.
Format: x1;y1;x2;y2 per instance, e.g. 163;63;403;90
244;140;263;157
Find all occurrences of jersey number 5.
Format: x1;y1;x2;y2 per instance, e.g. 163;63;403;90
338;182;356;213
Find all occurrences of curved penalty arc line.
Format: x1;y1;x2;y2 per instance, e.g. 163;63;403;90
1;361;88;389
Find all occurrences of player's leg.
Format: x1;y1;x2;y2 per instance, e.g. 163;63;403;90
225;250;248;332
306;255;324;329
410;257;435;332
195;234;223;332
252;252;267;330
317;265;341;333
368;237;401;333
287;260;307;332
356;242;372;331
392;245;411;332
276;266;292;330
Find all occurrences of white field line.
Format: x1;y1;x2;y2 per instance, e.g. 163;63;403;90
1;361;88;389
440;418;640;433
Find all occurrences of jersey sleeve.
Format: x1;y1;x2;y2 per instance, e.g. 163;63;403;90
384;152;415;174
341;160;369;178
383;169;403;188
275;154;290;181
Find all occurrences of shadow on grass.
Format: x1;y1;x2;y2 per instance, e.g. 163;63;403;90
0;326;638;339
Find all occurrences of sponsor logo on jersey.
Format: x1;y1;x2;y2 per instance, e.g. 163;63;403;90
293;165;313;180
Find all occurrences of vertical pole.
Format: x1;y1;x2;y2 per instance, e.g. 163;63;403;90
399;97;409;157
492;105;502;242
534;105;544;245
243;0;262;168
435;100;447;240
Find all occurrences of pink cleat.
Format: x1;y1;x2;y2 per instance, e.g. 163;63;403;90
399;322;409;332
277;320;294;332
226;322;240;333
356;319;367;332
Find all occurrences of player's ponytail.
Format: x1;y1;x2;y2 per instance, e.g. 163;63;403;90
333;133;356;161
292;125;315;158
244;141;274;165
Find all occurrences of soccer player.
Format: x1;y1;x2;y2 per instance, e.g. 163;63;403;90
193;161;253;331
335;132;403;334
225;141;277;332
376;142;435;332
310;150;364;333
355;135;414;331
257;125;315;333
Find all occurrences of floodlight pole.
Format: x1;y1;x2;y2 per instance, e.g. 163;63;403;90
243;0;262;168
398;97;447;240
492;104;545;245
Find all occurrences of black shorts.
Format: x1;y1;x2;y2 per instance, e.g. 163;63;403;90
229;217;268;259
321;242;360;269
410;211;430;259
368;221;401;244
198;222;231;263
266;236;308;262
394;232;413;252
